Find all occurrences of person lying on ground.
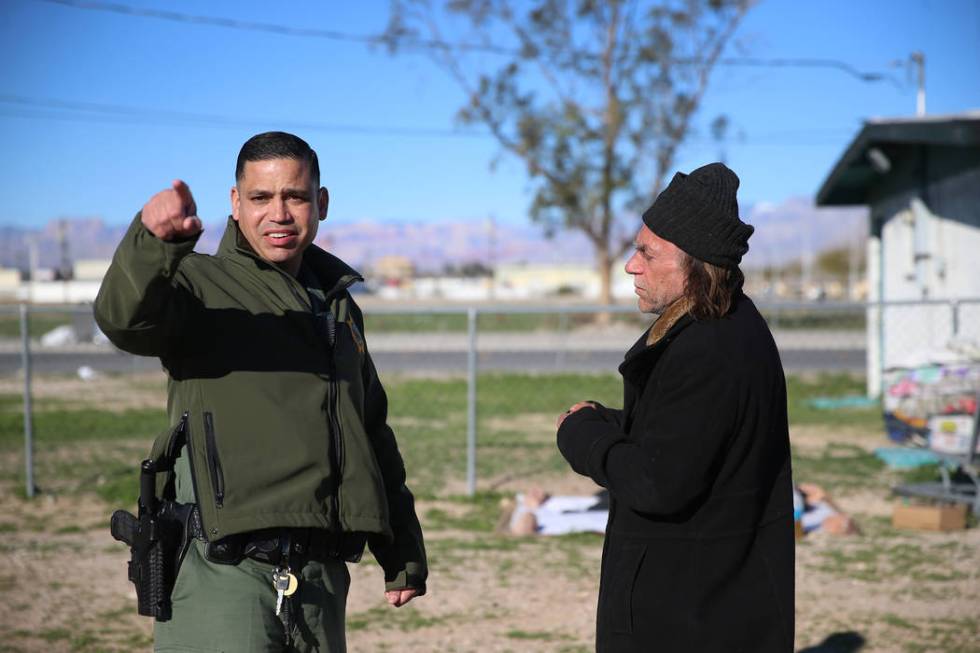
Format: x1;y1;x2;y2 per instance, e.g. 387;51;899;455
498;487;609;536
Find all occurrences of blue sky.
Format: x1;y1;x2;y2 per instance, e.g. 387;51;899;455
0;0;978;229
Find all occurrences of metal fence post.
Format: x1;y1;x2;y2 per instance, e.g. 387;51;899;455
466;307;478;497
19;304;35;499
951;299;960;337
866;300;882;398
877;300;886;399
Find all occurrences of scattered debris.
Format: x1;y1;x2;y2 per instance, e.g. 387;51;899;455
39;325;77;347
77;365;99;381
892;501;967;532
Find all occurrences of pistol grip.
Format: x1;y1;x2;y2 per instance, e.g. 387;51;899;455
110;510;139;546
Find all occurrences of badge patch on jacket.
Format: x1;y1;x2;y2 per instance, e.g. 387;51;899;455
346;315;366;354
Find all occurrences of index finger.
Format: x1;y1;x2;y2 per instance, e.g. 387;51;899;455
171;179;197;215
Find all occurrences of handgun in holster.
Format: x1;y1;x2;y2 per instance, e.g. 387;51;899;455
110;459;193;621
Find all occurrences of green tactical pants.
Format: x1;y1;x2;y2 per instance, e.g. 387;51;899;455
155;453;349;652
154;538;350;653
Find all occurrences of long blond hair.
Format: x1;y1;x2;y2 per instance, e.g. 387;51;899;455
682;254;744;320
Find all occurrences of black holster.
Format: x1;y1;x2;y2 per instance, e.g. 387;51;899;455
110;459;195;621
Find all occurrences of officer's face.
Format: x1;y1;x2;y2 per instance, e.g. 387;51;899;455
231;158;328;277
624;225;687;314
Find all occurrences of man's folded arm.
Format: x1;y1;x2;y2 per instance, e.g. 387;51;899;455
557;344;736;517
587;402;624;428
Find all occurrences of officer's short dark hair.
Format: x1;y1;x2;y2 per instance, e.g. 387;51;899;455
235;131;320;188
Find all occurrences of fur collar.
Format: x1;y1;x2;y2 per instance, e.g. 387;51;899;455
646;296;693;347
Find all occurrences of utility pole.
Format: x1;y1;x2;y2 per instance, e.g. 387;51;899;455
58;220;72;303
847;234;859;300
910;51;925;116
27;236;39;304
801;218;813;299
486;215;496;301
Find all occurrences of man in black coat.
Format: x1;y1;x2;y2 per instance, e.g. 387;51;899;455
557;163;794;653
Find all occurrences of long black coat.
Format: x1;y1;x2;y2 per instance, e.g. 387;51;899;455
558;294;794;653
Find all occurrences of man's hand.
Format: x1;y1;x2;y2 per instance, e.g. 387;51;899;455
385;588;418;608
141;179;203;241
556;401;597;429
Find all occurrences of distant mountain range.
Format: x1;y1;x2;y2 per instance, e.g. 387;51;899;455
0;197;866;274
740;197;867;269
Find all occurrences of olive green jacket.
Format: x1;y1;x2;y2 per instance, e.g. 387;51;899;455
94;214;426;592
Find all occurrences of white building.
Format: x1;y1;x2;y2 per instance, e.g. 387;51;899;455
817;113;980;395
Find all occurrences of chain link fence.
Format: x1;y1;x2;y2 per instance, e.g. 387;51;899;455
2;299;978;499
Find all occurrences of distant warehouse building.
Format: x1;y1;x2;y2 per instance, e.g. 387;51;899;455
73;259;111;281
0;267;20;301
816;112;980;395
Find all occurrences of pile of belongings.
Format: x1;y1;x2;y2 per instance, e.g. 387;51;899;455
883;345;979;456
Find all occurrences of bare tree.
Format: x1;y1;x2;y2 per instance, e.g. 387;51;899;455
385;0;751;305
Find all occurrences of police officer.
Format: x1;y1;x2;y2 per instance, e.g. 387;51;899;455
96;132;427;652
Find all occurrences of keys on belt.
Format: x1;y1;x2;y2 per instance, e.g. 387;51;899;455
273;567;299;615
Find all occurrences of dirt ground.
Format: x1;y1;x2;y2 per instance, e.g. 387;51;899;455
1;375;978;652
2;469;978;653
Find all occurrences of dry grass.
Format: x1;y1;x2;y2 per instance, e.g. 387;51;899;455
0;372;166;412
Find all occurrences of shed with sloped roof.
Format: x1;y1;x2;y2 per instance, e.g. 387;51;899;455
816;112;980;394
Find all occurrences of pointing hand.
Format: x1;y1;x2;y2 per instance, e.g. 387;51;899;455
141;179;203;241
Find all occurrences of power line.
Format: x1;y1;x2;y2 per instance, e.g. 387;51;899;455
36;0;899;82
40;0;383;44
35;0;512;54
0;94;489;137
710;58;895;84
0;95;854;146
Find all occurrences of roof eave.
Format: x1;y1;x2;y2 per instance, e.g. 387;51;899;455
816;125;874;206
816;114;980;207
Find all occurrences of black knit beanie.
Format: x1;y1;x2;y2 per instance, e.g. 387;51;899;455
641;162;753;267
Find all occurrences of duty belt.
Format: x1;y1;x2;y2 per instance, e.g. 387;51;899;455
184;505;365;565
